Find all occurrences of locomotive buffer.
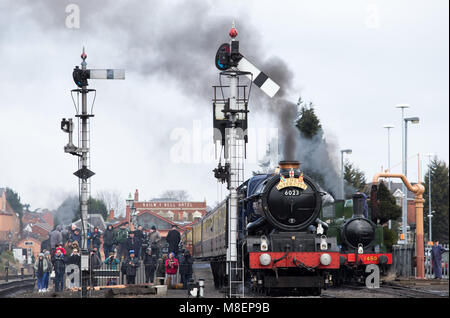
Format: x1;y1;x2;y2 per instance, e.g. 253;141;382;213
213;22;280;297
61;48;124;297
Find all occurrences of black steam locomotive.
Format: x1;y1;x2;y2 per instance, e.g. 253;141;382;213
322;193;392;285
187;161;340;296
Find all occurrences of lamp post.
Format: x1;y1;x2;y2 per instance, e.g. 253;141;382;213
126;193;133;227
8;231;12;251
425;153;434;242
131;204;138;230
395;104;410;244
383;125;395;190
340;149;352;200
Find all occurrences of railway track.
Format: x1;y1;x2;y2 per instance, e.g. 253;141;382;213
0;279;36;297
341;282;448;298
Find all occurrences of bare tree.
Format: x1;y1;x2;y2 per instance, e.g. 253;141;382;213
160;190;191;201
96;190;125;217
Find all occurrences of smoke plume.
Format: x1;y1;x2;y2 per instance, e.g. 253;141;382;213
11;0;341;197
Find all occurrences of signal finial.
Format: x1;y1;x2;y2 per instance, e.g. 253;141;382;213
81;47;87;61
229;21;238;39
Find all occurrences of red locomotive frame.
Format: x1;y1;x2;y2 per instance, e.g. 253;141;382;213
340;253;393;265
249;251;340;269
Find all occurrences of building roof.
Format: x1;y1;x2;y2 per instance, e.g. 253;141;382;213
71;214;106;232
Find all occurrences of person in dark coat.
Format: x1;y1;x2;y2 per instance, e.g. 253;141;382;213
40;236;51;253
166;225;181;255
67;249;81;289
88;227;102;258
103;225;115;260
179;250;194;289
69;228;82;246
125;231;140;258
89;247;102;286
134;225;145;259
49;225;63;254
143;248;157;284
148;226;161;257
124;250;140;285
52;249;66;292
115;222;130;260
432;241;447;279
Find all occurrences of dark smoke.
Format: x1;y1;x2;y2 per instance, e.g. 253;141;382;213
8;0;341;197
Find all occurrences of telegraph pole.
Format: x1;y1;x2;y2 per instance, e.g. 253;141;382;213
62;48;124;297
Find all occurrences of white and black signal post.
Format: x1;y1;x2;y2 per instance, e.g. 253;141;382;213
213;23;280;297
61;48;124;297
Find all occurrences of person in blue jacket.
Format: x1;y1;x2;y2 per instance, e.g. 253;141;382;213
432;241;446;279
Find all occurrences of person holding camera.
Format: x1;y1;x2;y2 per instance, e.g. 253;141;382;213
104;252;120;285
179;250;193;290
165;252;179;287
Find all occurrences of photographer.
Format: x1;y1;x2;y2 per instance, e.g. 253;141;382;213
104;252;120;285
165;252;179;287
179;250;193;290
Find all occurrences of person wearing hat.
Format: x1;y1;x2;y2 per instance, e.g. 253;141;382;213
34;253;48;292
103;225;115;262
148;226;161;257
124;249;140;285
143;247;157;284
166;225;181;256
125;231;140;260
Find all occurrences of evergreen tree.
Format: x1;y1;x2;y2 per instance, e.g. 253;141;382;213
423;158;449;243
343;161;367;197
295;100;322;139
375;181;402;225
55;195;108;225
5;188;24;234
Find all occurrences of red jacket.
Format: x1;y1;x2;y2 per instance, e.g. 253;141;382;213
55;247;66;255
165;258;179;275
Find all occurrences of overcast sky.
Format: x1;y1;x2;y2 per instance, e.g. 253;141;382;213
0;0;448;215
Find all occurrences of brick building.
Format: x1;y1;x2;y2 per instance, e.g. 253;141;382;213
0;188;20;242
118;189;207;237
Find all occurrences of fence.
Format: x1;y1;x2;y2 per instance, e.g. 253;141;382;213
66;259;179;288
392;244;415;277
392;243;449;279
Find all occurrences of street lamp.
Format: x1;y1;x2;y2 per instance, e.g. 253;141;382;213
340;149;352;200
425;153;434;242
126;193;134;226
8;231;12;251
131;203;138;229
395;104;410;244
383;124;395;190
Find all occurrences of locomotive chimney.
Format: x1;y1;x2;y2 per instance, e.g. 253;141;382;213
279;160;300;173
352;193;366;217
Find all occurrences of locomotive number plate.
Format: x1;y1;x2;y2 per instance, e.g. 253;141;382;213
283;189;300;196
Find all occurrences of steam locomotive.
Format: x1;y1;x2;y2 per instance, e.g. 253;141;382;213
322;194;393;285
186;161;340;296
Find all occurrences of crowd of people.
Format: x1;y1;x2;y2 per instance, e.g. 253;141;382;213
35;222;194;293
